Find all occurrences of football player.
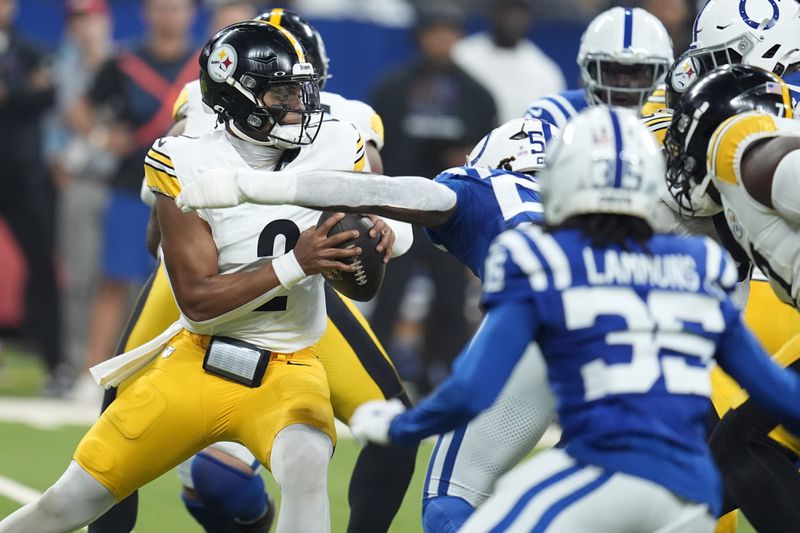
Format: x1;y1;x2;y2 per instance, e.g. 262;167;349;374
664;63;800;532
350;105;800;533
644;4;800;527
524;6;673;127
177;116;559;532
90;10;418;533
0;22;366;533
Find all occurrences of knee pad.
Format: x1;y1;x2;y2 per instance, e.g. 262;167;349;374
190;452;267;523
422;496;475;533
271;425;332;491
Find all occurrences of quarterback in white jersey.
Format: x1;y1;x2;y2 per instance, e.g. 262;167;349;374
0;22;364;533
173;78;385;171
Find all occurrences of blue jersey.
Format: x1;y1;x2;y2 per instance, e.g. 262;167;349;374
425;166;543;279
390;224;800;513
524;89;589;129
482;226;742;513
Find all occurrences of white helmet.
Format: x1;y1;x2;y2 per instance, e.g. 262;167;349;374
466;118;559;174
540;106;665;226
577;7;674;108
689;0;800;77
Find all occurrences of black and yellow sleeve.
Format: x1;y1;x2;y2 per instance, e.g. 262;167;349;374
144;142;181;198
171;86;190;123
353;133;366;172
707;113;778;185
641;110;673;147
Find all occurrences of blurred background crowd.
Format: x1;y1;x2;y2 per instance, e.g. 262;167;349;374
0;0;699;400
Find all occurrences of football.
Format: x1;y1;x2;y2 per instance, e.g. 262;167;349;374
316;211;386;302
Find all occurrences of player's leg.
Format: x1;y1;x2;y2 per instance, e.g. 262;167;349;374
460;449;715;533
89;258;180;533
423;343;555;533
711;387;800;532
319;286;418;532
178;443;274;533
270;424;333;533
0;461;115;532
234;345;336;533
0;330;222;533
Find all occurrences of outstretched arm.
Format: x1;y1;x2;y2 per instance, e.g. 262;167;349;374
177;168;458;227
351;301;542;445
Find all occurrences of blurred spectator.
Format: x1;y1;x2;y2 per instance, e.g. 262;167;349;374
453;0;566;122
0;0;68;394
206;0;258;31
45;0;116;388
72;0;197;381
640;0;693;54
533;0;610;21
370;5;496;392
295;0;415;26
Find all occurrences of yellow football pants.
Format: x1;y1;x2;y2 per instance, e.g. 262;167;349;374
114;261;405;421
74;330;334;500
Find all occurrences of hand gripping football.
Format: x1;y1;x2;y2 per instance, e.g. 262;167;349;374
316;211;386;302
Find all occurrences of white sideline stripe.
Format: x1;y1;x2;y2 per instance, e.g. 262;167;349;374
0;475;40;505
0;397;562;447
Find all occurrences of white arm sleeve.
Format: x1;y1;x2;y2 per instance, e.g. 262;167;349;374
237;169;457;213
141;177;157;207
384;218;413;257
772;149;800;222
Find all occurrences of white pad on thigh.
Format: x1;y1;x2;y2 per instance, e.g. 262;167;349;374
425;344;555;507
462;449;715;533
0;461;116;533
270;424;333;533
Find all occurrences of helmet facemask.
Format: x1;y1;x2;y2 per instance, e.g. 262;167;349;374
581;55;669;108
663;101;723;217
227;69;323;149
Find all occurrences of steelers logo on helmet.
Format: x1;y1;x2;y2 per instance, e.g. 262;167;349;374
207;44;238;83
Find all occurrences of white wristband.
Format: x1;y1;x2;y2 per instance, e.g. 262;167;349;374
272;250;307;289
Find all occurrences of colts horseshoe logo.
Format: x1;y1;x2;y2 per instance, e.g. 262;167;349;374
739;0;780;30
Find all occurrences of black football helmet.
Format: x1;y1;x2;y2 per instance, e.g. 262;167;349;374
664;49;701;110
199;21;323;148
664;64;792;215
254;9;330;88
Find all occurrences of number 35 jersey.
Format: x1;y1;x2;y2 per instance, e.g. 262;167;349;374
482;225;740;512
144;122;365;353
426;166;543;279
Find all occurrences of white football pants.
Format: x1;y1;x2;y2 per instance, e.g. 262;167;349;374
461;448;716;533
424;344;555;507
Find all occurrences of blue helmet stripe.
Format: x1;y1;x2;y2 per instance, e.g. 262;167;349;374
693;0;710;40
541;120;553;143
609;109;624;188
623;8;633;49
468;132;492;166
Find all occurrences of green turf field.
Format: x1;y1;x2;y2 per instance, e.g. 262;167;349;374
0;421;433;532
0;349;756;532
0;420;758;533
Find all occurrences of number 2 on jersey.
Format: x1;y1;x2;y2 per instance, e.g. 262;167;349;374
255;219;300;312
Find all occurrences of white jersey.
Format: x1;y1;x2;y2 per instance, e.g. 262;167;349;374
174;79;384;150
707;112;800;308
144;121;364;352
